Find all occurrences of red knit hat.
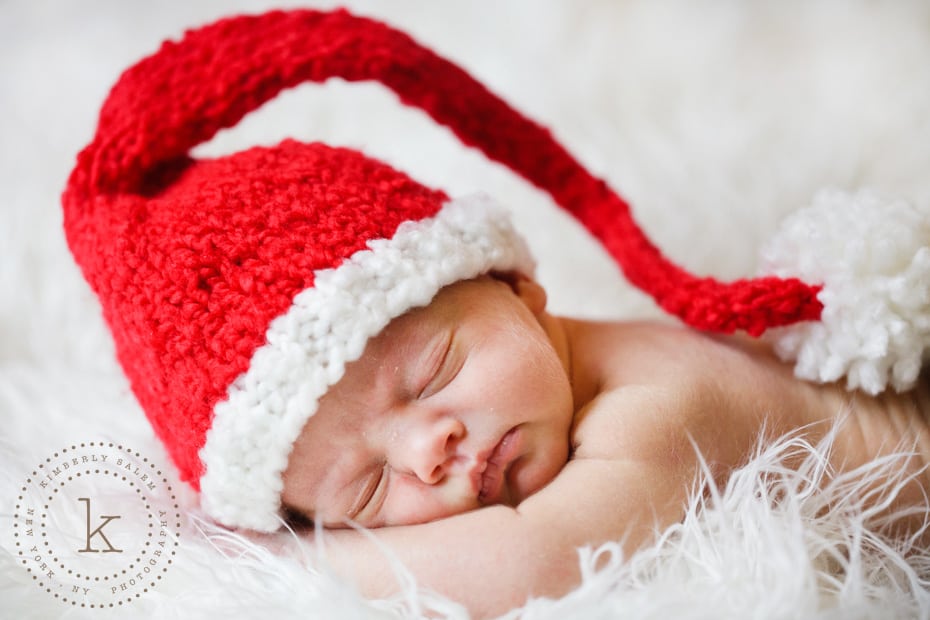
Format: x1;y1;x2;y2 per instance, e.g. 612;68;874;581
63;9;856;531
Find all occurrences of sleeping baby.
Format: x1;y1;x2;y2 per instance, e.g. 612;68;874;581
61;8;930;620
280;272;930;617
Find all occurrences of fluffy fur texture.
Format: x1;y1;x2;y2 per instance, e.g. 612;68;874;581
3;428;929;619
4;0;930;618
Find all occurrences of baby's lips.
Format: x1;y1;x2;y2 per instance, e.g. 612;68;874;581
475;427;522;504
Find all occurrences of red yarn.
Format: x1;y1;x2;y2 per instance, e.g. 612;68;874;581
65;8;822;335
65;140;447;486
62;9;823;485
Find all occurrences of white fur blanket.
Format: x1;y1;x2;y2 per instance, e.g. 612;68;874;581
3;1;930;618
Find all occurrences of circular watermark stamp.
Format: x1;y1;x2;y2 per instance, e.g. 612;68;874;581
6;441;181;609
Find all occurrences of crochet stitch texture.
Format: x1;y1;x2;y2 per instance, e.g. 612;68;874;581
62;8;822;530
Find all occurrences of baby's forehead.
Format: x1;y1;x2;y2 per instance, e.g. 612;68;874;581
389;276;501;326
370;281;472;346
343;275;504;380
328;306;444;394
372;304;446;357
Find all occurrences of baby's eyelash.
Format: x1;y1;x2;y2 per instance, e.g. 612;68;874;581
417;333;454;400
349;463;388;520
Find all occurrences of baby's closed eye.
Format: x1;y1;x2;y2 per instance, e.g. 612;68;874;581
347;463;390;523
417;330;460;400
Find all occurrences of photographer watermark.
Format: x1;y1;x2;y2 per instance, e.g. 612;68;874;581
6;442;182;609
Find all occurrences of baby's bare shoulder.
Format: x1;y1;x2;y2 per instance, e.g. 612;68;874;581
511;377;720;561
584;320;746;377
568;320;755;466
570;381;715;467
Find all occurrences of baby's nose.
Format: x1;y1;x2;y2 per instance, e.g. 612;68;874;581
397;415;465;485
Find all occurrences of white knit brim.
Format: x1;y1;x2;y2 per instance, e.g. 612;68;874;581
197;194;535;531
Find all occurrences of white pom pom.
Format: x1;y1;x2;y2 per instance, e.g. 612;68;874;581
759;189;930;394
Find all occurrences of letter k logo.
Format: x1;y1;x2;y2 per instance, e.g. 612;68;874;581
77;498;123;553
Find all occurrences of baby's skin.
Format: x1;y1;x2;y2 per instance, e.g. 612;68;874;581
281;273;930;618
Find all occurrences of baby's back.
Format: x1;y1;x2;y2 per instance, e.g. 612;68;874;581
570;319;930;537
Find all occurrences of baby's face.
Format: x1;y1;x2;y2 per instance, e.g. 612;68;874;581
281;275;574;528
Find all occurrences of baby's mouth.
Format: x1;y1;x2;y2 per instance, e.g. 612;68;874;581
473;427;522;505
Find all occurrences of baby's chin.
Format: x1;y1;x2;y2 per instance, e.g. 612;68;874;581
507;450;568;506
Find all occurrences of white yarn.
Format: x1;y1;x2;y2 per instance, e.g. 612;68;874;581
760;189;930;394
199;195;534;532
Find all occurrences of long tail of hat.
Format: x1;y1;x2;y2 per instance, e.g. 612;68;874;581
64;8;822;336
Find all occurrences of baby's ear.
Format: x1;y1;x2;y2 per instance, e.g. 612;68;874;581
491;270;548;315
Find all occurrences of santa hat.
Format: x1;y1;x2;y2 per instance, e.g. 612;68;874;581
62;8;930;532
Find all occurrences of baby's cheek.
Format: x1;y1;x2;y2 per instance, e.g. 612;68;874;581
514;437;569;502
509;344;572;413
385;476;478;526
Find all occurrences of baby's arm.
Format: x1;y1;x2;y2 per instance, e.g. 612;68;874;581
309;427;694;618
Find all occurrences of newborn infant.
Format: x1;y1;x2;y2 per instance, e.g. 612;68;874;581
60;9;930;618
281;272;930;618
